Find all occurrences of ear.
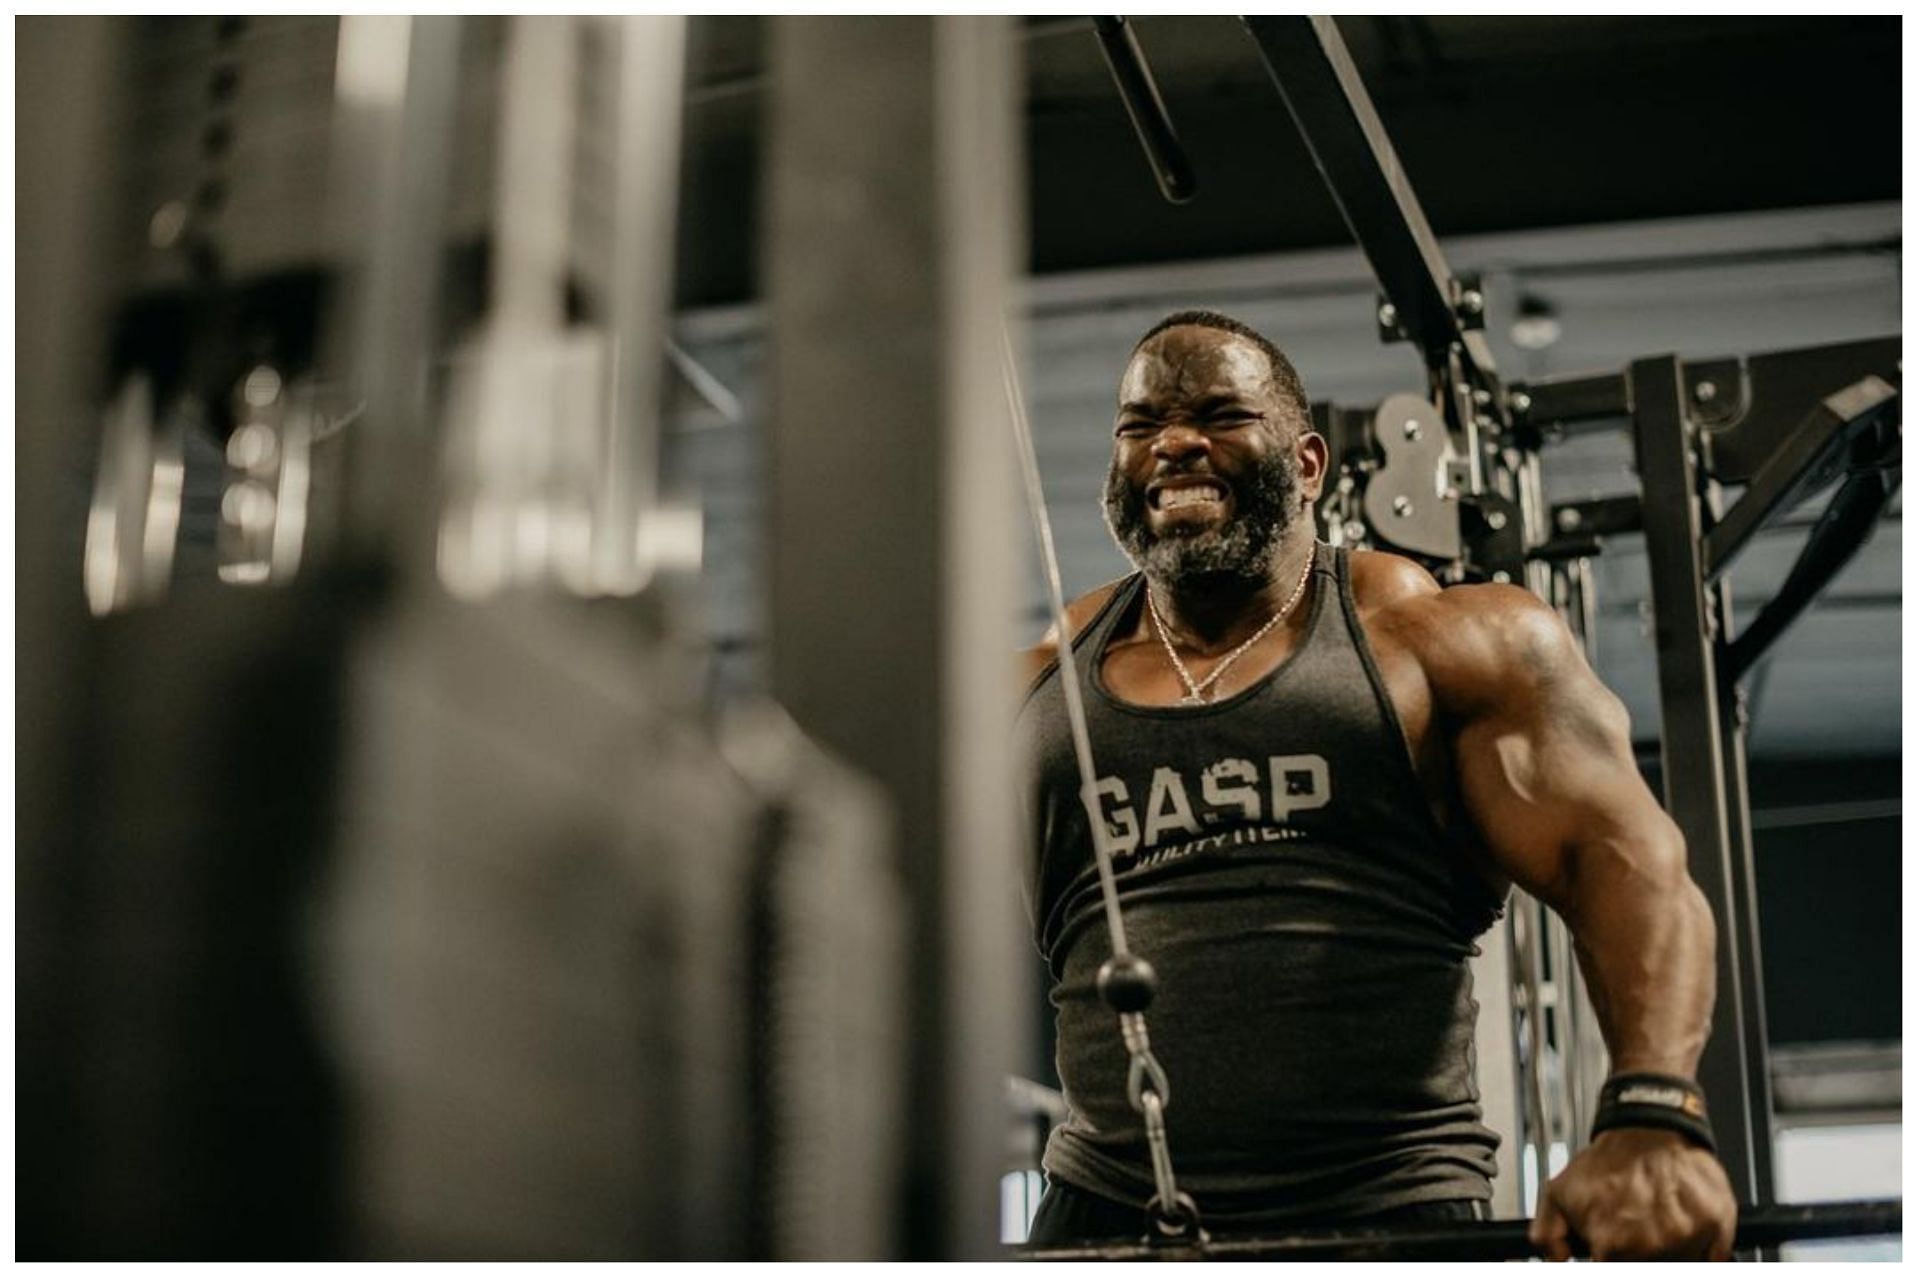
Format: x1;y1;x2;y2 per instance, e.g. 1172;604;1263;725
1295;428;1330;505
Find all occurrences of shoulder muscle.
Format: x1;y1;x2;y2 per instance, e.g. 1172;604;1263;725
1018;577;1127;691
1349;548;1442;617
1411;583;1606;722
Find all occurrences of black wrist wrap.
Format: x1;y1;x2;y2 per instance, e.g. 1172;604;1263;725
1591;1072;1716;1153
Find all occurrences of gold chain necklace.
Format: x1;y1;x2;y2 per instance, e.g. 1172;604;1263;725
1145;548;1316;706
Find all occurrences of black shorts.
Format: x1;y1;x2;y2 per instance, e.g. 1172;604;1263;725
1023;1178;1490;1248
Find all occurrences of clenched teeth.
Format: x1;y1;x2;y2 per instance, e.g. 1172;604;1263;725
1159;486;1224;511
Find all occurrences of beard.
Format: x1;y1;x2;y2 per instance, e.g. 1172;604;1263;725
1102;445;1300;589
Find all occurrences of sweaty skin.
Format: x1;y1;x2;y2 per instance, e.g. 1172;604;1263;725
1022;324;1737;1261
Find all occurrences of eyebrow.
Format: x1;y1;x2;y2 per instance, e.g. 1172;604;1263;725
1117;395;1258;417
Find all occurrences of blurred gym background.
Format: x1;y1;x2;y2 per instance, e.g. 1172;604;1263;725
16;16;1900;1260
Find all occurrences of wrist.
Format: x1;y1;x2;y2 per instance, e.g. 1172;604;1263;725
1591;1071;1716;1153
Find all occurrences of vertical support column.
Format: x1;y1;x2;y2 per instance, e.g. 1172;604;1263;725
1546;558;1615;1160
597;16;687;593
323;16;462;575
1469;921;1522;1216
935;15;1031;1261
1627;356;1772;1212
764;16;1025;1259
1506;898;1556;1206
17;16;132;1259
491;17;578;334
1714;594;1780;1206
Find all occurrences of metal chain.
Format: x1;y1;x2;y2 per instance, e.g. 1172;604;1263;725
1118;1011;1198;1237
1001;328;1203;1245
1119;1011;1170;1108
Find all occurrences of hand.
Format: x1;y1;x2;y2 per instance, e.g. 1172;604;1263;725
1529;1128;1737;1261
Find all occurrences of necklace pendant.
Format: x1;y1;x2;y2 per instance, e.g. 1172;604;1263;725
1179;691;1207;707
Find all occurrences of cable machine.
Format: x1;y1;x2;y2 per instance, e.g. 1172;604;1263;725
16;15;1900;1262
1012;15;1901;1260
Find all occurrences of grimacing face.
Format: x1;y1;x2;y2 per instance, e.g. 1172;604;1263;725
1102;325;1318;588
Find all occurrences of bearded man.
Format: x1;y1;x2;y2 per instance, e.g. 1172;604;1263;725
1014;310;1738;1260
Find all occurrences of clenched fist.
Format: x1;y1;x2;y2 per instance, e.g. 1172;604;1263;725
1529;1128;1737;1261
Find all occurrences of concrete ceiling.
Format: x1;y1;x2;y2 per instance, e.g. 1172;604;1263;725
674;16;1902;304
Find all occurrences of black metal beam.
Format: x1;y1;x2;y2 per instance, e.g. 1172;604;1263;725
1512;360;1739;439
1548;495;1643;540
1510;370;1629;432
1512;339;1900;450
1091;18;1196;204
1241;16;1496;384
1727;465;1900;680
1704;376;1898;583
1015;1199;1901;1262
1713;629;1775;1256
1702;336;1902;484
1627;354;1772;1214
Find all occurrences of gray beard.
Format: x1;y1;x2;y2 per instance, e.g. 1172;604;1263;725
1102;448;1300;590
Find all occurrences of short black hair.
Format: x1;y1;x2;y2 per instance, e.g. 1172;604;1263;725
1131;308;1309;425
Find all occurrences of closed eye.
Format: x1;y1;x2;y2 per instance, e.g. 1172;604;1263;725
1114;408;1263;437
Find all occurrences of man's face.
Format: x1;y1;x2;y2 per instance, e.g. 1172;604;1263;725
1102;326;1319;586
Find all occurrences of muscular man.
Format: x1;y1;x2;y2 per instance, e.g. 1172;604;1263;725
1014;309;1737;1260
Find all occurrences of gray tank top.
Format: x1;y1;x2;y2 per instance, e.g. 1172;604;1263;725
1015;542;1506;1225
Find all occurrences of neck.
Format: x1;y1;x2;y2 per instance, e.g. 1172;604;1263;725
1148;528;1318;650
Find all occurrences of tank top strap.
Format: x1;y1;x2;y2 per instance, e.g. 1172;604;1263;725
1080;573;1146;670
1288;540;1375;676
1266;539;1341;670
1321;541;1360;646
1019;575;1143;708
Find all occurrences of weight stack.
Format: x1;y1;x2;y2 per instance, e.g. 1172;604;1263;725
23;584;353;1260
317;594;760;1259
28;575;908;1258
725;703;907;1260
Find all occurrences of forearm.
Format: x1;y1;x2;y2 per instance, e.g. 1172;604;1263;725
1557;828;1717;1080
1536;833;1739;1263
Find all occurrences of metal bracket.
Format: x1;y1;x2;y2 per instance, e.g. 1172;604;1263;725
1686;357;1748;431
1461;491;1525;583
1360;393;1461;559
1452;273;1487;333
1378;275;1484;346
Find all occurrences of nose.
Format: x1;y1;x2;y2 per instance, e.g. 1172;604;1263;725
1150;422;1209;466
